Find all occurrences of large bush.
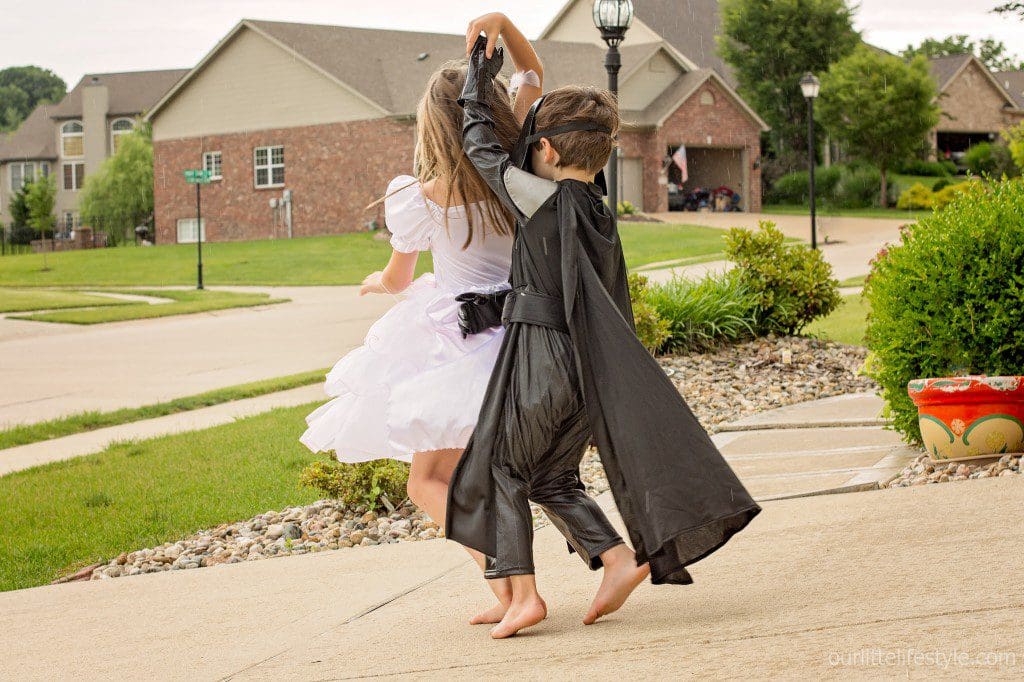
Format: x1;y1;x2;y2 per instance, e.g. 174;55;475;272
767;163;895;207
299;457;408;511
767;165;842;204
647;271;756;352
896;183;933;210
864;179;1024;444
963;142;1019;178
724;221;841;334
628;273;671;353
931;180;976;210
895;159;952;177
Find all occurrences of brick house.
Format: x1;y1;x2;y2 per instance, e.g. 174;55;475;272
0;70;187;232
147;16;768;243
928;54;1024;162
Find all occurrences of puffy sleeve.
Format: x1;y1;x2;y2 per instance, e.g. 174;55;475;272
384;175;434;253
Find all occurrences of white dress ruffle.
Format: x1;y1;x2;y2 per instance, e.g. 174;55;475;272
300;176;513;463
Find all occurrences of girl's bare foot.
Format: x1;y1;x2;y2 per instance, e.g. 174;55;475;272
469;601;508;625
583;546;650;625
490;595;547;639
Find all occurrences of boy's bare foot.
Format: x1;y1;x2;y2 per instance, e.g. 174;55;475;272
490;595;547;639
583;545;650;625
469;601;508;625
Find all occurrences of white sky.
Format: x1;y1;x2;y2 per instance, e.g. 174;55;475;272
1;0;1022;87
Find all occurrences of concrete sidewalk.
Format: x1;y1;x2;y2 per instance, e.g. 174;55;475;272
2;477;1019;680
0;383;325;476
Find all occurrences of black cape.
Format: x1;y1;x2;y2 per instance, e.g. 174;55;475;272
447;180;761;584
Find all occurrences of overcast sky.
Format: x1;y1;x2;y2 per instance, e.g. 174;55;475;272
1;0;1022;87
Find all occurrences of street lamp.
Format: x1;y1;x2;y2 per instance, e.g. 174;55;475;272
800;72;820;250
593;0;633;225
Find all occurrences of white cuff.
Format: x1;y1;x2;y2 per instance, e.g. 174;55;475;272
509;69;541;93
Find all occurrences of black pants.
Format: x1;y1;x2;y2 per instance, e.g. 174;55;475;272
484;323;623;579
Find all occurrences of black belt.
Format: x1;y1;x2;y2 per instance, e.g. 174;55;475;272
501;289;568;333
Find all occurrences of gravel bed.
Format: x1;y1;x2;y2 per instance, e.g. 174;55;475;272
83;335;874;583
885;453;1022;488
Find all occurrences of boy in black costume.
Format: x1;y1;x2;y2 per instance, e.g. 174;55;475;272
447;36;761;639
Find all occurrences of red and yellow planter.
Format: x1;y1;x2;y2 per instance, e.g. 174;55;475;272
908;376;1024;462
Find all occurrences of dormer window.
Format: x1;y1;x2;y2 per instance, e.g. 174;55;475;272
111;118;135;153
62;121;84;157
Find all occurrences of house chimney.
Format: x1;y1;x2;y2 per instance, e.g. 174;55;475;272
82;78;109;173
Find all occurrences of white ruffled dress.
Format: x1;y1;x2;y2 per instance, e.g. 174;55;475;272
300;176;513;462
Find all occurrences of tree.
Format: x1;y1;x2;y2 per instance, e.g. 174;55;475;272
818;47;940;206
79;122;153;246
718;0;859;168
25;175;57;237
902;35;1024;71
0;66;66;131
993;2;1024;18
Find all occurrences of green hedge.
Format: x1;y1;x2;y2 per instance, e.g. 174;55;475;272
864;178;1024;443
646;272;756;352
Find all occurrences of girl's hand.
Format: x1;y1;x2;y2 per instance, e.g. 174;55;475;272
359;271;387;296
466;12;506;57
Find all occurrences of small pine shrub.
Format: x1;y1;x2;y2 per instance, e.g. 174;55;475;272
724;221;841;335
864;178;1024;444
627;273;671;353
646;271;757;352
299;456;409;511
896;183;934;210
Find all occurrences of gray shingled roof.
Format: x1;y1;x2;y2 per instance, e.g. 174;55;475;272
634;0;735;85
928;54;973;91
247;20;661;117
49;69;189;119
0;104;57;162
996;70;1024;109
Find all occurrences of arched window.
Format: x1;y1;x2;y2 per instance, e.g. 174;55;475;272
111;118;135;153
62;121;84;157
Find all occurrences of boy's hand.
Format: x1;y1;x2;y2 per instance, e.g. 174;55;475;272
465;12;506;57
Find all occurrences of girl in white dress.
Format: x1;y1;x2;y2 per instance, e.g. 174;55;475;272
301;13;543;625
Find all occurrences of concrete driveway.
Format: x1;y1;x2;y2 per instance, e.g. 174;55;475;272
0;286;392;426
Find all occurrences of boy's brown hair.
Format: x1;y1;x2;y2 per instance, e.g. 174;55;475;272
533;86;619;174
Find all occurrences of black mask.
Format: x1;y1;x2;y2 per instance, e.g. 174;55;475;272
511;95;611;195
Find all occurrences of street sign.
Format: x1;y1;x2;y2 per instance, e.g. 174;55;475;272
184;169;212;184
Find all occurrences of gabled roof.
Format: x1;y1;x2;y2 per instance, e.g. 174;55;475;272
149;19;741;125
631;68;769;130
50;69;189;120
0;104;57;162
928;54;1021;110
996;70;1024;109
632;0;734;84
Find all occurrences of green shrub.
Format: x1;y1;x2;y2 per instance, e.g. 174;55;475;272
724;221;841;335
767;166;842;204
932;180;976;210
964;142;1019;177
896;159;952;177
896;183;933;210
864;178;1024;444
5;224;36;245
931;178;952;192
627;273;671;353
299;456;408;511
646;271;756;352
832;165;885;208
940;159;958;175
617;200;637;216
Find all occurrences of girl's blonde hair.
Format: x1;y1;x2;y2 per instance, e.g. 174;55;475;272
412;62;520;248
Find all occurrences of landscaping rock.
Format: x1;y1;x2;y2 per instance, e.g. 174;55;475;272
886;453;1021;488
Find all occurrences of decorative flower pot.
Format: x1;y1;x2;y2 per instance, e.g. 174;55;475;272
908;376;1024;462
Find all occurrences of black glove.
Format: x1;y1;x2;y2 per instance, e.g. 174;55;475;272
455;289;510;338
459;34;504;105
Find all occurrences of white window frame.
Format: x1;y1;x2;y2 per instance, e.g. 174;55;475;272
9;162;36;191
110;118;135;153
63;162;85;191
61;120;84;158
176;217;206;244
203;151;223;180
253;145;284;189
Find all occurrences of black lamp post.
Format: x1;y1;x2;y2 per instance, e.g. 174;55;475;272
593;0;633;225
800;72;820;249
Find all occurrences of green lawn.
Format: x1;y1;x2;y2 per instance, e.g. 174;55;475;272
0;222;725;287
805;293;869;346
0;369;327;449
0;288;134;313
838;274;867;288
763;204;928;221
0;403;324;591
10;289;287;324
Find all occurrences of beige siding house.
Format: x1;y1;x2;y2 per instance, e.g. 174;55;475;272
0;69;187;232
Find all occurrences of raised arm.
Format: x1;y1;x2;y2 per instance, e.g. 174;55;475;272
465;13;543;124
460;37;556;222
